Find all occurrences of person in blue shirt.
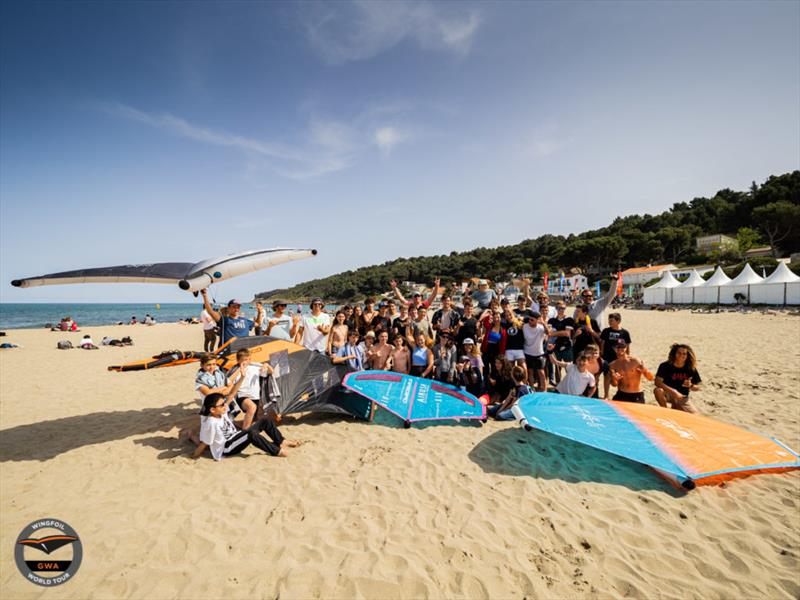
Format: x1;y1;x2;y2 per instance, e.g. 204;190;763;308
332;330;366;372
201;289;261;347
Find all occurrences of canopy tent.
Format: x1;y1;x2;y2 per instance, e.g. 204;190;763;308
694;266;732;304
749;262;800;305
672;270;706;304
642;271;681;305
719;264;764;305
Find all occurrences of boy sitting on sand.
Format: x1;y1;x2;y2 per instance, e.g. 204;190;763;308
192;392;299;461
227;348;273;430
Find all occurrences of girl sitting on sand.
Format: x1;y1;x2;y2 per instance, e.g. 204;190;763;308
192;391;298;461
488;365;532;420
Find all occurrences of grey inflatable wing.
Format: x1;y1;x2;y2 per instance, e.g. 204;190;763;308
11;263;193;288
11;248;317;292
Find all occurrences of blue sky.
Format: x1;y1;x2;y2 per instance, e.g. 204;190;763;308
1;1;798;303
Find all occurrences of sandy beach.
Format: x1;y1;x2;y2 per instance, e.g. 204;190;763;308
1;308;799;599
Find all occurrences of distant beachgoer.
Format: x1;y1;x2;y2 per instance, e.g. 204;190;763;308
201;289;259;347
599;312;632;399
489;365;531;420
296;297;331;353
200;308;217;352
550;352;596;397
130;316;138;325
144;314;155;326
327;311;349;356
388;335;410;374
79;334;98;349
608;341;654;403
192;391;297;461
407;331;434;378
654;344;701;413
333;330;366;371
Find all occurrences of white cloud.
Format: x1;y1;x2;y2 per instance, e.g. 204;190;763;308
98;102;414;180
302;1;481;65
373;126;408;155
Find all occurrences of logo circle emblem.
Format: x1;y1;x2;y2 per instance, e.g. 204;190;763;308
14;518;82;586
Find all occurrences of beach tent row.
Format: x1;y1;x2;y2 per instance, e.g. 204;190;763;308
643;263;800;305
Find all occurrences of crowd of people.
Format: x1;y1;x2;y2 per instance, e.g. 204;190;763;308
194;275;702;442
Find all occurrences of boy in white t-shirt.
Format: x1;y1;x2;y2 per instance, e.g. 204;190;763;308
192;389;299;461
296;297;331;352
550;352;596;397
227;348;273;430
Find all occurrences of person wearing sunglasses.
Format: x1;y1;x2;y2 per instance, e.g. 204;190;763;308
295;297;331;353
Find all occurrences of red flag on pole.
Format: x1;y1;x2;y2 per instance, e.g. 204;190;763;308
543;272;549;292
616;271;623;297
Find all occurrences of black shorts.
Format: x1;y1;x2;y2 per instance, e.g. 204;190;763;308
235;396;258;411
612;390;645;403
525;354;547;371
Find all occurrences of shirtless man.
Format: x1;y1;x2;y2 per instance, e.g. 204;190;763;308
366;331;393;370
608;340;654;403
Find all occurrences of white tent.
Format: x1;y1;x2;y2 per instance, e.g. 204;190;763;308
749;262;800;305
694;266;732;304
643;271;681;305
672;270;706;304
719;264;764;304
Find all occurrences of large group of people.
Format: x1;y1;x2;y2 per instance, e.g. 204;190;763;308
194;275;701;438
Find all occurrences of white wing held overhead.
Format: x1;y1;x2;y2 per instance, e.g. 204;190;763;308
11;248;317;292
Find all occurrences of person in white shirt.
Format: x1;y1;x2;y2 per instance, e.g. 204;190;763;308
227;348;273;430
522;312;550;391
200;308;217;352
254;301;267;336
191;389;298;461
295;297;331;352
550;352;596;397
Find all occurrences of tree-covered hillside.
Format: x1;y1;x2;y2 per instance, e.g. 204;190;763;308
257;171;800;302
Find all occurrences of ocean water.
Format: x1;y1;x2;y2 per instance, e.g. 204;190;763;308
0;302;325;330
0;303;219;330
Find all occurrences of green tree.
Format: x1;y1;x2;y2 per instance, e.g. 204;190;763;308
752;201;800;257
735;227;762;253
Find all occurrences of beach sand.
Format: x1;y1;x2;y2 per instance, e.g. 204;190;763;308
1;309;799;599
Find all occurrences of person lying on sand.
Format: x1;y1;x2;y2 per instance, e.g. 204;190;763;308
608;341;654;403
192;392;299;460
79;335;98;349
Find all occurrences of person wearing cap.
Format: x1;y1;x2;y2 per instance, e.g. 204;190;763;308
608;340;653;404
295;298;331;353
599;312;632;398
370;301;393;338
265;300;298;341
470;279;497;310
389;278;441;310
200;289;260;347
573;273;622;327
